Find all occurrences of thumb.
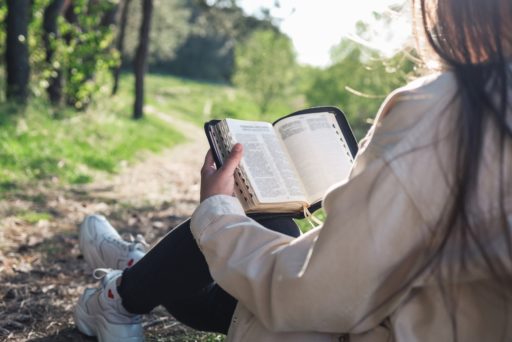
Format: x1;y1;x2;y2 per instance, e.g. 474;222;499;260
221;143;243;175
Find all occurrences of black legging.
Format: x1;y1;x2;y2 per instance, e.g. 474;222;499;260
118;215;300;334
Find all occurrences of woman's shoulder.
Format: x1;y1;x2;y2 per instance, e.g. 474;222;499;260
402;70;455;91
373;70;459;140
354;71;459;173
380;70;457;119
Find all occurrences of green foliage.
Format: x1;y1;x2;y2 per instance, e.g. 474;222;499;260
15;0;119;108
233;29;297;116
17;210;52;223
304;39;416;140
140;73;296;126
28;0;50;66
0;77;184;190
58;0;119;108
0;0;6;58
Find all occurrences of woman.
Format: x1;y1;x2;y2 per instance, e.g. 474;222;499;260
74;0;512;340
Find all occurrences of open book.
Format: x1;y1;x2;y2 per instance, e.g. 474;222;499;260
204;107;358;214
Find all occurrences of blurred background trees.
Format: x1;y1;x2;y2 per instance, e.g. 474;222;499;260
0;0;416;125
305;37;415;137
233;29;296;115
0;0;418;188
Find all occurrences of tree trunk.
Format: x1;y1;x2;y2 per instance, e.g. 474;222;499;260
43;0;65;105
133;0;153;119
112;0;132;95
5;0;31;103
63;1;78;24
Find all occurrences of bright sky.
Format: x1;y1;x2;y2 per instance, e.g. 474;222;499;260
239;0;411;67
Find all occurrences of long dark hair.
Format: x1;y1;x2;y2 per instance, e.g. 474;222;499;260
415;0;512;338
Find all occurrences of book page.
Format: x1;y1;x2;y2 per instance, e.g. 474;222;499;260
224;119;306;204
274;112;353;203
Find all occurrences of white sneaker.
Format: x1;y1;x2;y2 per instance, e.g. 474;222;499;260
79;215;147;271
74;269;144;342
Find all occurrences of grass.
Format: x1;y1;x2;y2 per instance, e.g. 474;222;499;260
294;208;327;233
120;73;297;125
0;81;184;192
0;72;297;194
17;210;53;224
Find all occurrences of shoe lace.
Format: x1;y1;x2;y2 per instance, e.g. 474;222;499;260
126;233;149;252
104;233;148;253
92;268;123;288
105;235;128;250
93;268;113;280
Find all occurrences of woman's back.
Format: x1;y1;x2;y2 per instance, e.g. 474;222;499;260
353;69;512;341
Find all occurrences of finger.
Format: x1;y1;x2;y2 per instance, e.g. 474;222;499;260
221;143;243;175
201;150;217;176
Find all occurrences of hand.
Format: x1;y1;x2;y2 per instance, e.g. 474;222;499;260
200;143;243;202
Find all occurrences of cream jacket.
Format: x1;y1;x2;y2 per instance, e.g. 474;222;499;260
190;71;512;341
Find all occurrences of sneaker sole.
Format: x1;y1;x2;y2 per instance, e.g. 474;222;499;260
74;299;144;342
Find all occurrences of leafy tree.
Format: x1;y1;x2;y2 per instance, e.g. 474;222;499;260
305;38;415;139
305;8;417;139
59;0;119;109
233;29;296;115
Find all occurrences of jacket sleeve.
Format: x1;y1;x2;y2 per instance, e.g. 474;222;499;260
191;157;428;334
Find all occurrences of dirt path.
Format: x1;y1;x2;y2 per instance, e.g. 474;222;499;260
0;109;216;341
